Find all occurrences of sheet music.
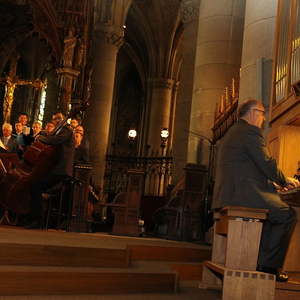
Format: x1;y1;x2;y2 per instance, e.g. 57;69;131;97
0;139;6;151
0;159;7;175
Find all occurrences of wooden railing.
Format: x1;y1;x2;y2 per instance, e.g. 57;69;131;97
104;153;173;199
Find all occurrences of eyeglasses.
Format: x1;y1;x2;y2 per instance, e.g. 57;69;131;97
252;108;265;114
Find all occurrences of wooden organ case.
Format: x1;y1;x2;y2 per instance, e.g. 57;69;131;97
268;0;300;273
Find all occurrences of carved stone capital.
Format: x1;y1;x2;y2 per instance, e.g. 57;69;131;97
94;27;124;48
149;78;175;90
180;0;199;24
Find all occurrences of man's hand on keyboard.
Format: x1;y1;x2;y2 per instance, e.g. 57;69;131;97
286;177;300;189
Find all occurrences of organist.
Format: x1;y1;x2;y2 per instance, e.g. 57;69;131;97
212;99;300;282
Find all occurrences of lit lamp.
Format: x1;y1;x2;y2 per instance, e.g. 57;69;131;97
160;128;169;155
128;129;137;142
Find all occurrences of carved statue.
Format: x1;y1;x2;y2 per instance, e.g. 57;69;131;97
63;27;77;67
100;0;113;23
74;37;85;69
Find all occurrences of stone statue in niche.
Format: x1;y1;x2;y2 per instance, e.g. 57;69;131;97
74;37;85;69
63;27;77;67
99;0;113;24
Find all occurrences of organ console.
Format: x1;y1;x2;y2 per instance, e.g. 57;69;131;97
279;187;300;207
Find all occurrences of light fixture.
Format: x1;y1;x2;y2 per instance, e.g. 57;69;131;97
160;128;169;140
160;128;169;155
128;129;137;141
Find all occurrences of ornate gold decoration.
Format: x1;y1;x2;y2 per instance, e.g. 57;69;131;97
0;55;46;123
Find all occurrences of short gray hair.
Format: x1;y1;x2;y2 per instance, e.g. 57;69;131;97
238;99;262;118
2;123;12;131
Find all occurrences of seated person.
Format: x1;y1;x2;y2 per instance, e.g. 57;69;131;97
70;118;80;129
45;122;55;135
32;121;42;139
14;122;25;157
17;113;32;146
74;125;89;153
0;123;18;153
212;99;299;282
27;112;74;229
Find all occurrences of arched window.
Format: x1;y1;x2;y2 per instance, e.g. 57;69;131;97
38;80;47;123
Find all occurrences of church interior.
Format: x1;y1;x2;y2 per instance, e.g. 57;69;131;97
0;0;300;299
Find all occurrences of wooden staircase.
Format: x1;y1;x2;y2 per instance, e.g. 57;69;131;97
0;228;211;297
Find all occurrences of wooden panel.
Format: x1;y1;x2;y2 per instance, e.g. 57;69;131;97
223;269;275;300
226;219;263;271
128;245;211;262
0;271;177;295
200;263;222;290
211;226;226;265
276;126;300;176
170;263;203;281
215;217;228;235
0;243;130;268
283;207;300;272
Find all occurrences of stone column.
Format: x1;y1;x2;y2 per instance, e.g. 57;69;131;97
239;0;278;113
86;0;132;190
147;78;174;153
187;0;246;165
87;28;123;189
172;0;200;183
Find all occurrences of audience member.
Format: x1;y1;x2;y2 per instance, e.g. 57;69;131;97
0;123;18;153
14;122;25;146
70;118;80;129
32;121;42;139
74;132;89;164
17;113;33;146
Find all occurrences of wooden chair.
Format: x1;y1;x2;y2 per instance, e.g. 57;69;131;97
200;206;276;300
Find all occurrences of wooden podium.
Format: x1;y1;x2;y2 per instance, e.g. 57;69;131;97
101;169;144;236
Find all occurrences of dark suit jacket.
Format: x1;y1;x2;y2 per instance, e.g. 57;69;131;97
38;125;74;177
74;144;89;164
0;135;18;153
212;119;289;212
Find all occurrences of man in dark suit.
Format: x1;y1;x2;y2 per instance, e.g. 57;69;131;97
27;112;75;228
1;123;18;153
212;99;299;281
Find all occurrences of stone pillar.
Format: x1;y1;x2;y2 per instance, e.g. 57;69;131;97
87;28;123;189
187;0;246;165
173;0;200;183
239;0;278;115
86;0;132;190
147;78;174;152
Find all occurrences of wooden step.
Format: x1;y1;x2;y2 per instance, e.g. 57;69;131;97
128;244;211;262
276;280;300;300
0;243;130;268
0;267;177;296
170;262;203;281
